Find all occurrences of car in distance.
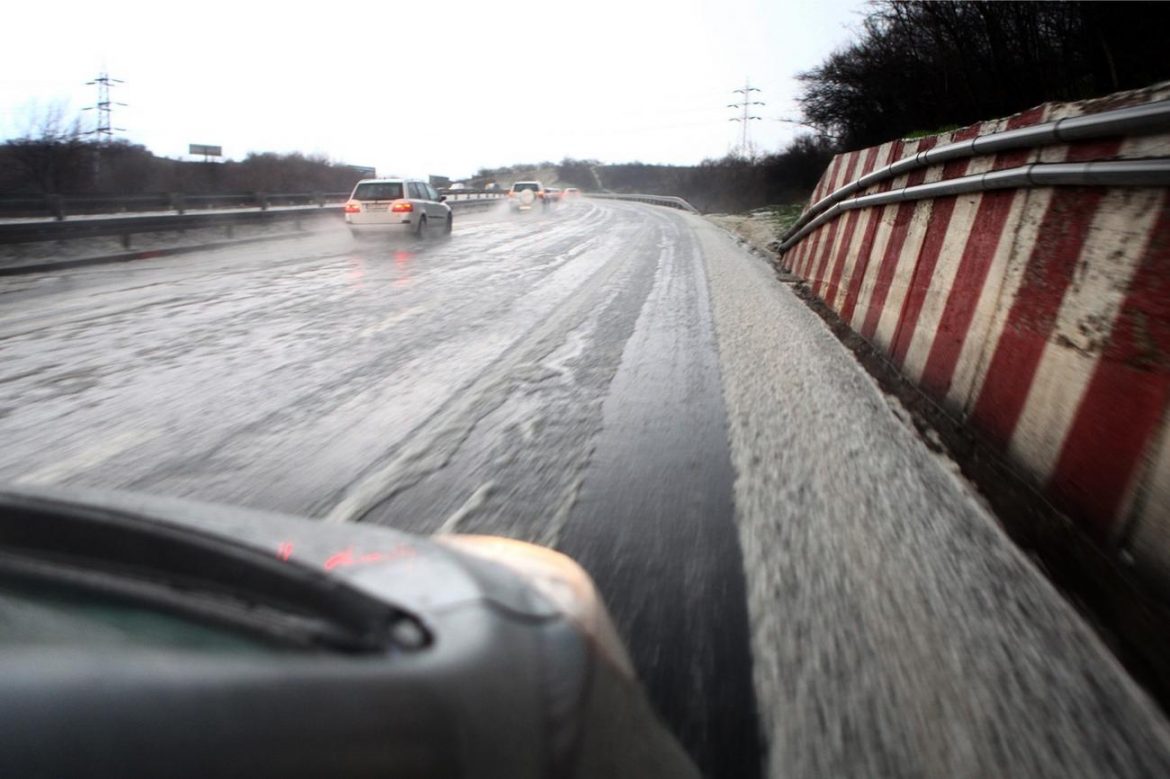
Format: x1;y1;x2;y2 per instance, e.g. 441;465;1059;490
508;180;549;212
563;187;581;201
545;187;562;205
345;178;452;239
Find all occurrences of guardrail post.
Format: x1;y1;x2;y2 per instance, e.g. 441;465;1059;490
120;232;131;249
256;192;269;211
170;193;186;215
46;194;65;221
313;191;324;207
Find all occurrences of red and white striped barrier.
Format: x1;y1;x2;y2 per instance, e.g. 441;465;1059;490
783;84;1170;589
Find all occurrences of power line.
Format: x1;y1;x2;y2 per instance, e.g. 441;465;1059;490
728;79;764;158
83;72;126;142
771;116;841;142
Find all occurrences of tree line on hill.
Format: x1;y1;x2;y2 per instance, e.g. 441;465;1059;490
479;137;834;214
0;109;367;198
799;0;1170;151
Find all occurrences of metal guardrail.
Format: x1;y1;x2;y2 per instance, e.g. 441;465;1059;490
0;194;505;247
778;159;1170;252
0;190;504;221
443;191;506;202
0;207;338;248
0;192;351;220
585;193;700;214
778;99;1170;252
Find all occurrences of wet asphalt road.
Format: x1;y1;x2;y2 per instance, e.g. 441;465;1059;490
0;201;759;777
3;200;1170;777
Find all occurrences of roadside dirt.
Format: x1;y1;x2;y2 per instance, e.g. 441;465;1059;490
707;212;783;257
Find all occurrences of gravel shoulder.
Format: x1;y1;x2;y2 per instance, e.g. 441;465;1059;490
693;213;1170;778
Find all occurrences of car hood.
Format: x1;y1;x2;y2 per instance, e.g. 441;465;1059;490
0;484;562;624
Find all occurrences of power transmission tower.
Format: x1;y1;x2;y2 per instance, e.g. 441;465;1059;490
83;72;126;142
728;79;764;158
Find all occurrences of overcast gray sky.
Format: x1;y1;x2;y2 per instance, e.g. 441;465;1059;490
2;0;867;179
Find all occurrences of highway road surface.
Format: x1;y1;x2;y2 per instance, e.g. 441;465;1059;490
2;200;1169;777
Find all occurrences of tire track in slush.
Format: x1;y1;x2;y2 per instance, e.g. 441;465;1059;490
324;219;652;525
557;207;762;779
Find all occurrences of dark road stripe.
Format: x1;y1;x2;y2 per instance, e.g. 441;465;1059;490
558;216;763;779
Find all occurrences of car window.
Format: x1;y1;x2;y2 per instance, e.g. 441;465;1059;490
513;183;539;192
353;182;403;201
0;584;281;654
409;183;425;199
426;184;439;201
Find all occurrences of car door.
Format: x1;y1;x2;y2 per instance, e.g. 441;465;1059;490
411;182;438;223
411;181;430;218
424;183;447;222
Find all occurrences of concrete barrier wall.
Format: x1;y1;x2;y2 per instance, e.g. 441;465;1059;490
782;84;1170;589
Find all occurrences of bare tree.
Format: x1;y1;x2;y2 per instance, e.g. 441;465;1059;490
1;100;91;194
798;1;1170;151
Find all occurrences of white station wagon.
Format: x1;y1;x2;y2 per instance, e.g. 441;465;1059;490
344;178;452;239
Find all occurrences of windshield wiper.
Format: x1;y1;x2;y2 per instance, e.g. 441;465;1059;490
0;490;425;653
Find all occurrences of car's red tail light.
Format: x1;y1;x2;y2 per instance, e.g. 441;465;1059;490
344;201;361;213
391;201;413;213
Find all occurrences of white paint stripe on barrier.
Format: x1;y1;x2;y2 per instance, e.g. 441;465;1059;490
870;141;964;350
832;151;860;194
954;188;1053;414
893;138;927;188
849;202;896;330
1008;187;1160;482
954;195;1028;409
827;206;866;310
895;128;1009;379
956;125;1111;417
1124;133;1170;158
832;142;901;316
849;140;918;331
809;153;856;284
945;115;1058;412
871;199;933;352
794;229;810;272
1009;348;1096;489
822;145;883;309
900;192;985;385
816;193;854;289
830;153;854;198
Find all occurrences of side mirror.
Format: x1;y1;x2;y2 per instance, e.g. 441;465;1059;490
439;195;447;203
